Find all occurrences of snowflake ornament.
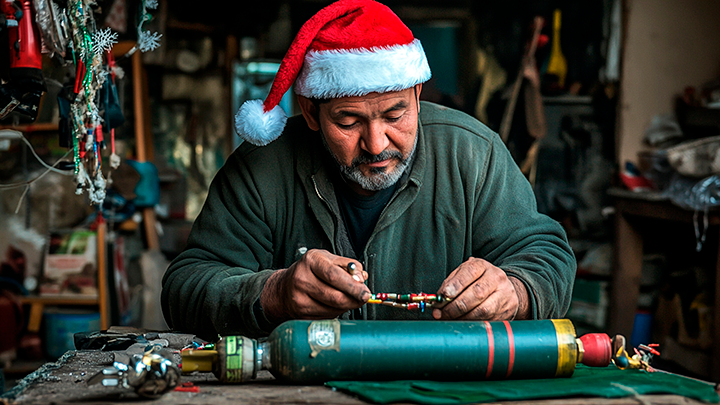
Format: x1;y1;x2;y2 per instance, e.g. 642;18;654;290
145;0;158;10
92;27;118;56
138;30;162;52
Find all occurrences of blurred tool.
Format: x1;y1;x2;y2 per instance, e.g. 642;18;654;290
545;9;567;91
499;15;546;145
87;344;180;399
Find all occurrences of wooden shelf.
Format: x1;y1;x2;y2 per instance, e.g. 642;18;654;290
610;191;720;381
18;294;106;334
0;123;59;132
19;295;99;306
18;222;109;334
166;18;218;34
111;40;136;59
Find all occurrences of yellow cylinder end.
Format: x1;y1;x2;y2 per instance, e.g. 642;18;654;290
181;349;218;374
551;319;578;377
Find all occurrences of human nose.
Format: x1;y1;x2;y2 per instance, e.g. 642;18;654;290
360;121;390;156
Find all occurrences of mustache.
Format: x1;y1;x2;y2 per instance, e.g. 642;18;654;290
351;150;404;168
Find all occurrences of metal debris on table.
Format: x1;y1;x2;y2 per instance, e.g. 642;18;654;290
174;381;200;393
611;334;657;371
611;334;718;387
87;343;180;399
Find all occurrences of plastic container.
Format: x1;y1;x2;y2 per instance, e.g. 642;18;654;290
630;310;653;349
44;309;100;359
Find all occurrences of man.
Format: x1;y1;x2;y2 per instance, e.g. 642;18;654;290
162;0;576;340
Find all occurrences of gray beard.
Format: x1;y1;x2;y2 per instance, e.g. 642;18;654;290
321;132;417;191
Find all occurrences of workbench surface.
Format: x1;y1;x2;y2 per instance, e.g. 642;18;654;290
2;348;710;405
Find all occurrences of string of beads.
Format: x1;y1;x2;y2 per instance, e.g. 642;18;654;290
367;293;451;312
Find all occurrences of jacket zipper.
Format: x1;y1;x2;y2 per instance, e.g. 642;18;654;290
313;174;368;321
311;175;341;254
311;175;331;211
362;178;412;258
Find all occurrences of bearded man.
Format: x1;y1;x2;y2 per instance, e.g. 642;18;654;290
161;0;576;339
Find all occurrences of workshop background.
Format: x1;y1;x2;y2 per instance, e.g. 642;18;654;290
1;0;719;390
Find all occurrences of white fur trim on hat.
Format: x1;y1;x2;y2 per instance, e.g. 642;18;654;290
295;39;431;99
234;99;288;146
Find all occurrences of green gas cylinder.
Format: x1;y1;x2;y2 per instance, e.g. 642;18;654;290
181;319;611;384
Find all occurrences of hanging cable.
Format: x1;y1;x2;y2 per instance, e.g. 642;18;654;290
0;129;74;176
0;149;73;190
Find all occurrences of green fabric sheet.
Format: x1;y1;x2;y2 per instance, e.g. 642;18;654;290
326;365;720;404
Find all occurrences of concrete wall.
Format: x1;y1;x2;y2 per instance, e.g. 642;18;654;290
618;0;720;165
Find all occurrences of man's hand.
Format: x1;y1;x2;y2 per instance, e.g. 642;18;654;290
260;249;370;323
432;257;530;321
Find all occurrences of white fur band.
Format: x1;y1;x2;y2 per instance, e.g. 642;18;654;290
294;39;431;99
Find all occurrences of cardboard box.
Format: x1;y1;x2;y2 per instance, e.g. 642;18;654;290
567;301;607;330
567;278;609;329
40;229;97;297
0;217;46;294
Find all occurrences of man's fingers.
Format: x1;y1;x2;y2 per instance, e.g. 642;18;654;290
345;260;367;283
435;259;513;320
319;264;370;303
437;259;488;300
438;278;494;319
292;292;348;319
273;250;372;320
456;292;511;321
307;281;367;311
304;250;370;303
288;266;366;317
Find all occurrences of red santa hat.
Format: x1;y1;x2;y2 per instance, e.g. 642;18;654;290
235;0;432;146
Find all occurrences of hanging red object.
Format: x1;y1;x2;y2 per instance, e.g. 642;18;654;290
0;0;46;120
7;0;43;69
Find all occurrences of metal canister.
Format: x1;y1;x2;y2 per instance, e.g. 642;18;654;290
182;319;611;384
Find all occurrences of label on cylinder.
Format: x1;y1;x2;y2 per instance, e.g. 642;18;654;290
308;319;341;358
225;336;243;382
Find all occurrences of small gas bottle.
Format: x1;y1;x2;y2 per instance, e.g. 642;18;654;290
181;319;612;384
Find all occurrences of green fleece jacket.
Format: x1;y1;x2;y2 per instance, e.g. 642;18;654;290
161;102;576;340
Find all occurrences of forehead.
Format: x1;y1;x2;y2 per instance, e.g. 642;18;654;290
323;88;415;114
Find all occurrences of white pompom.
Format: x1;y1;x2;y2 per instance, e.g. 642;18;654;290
234;100;288;146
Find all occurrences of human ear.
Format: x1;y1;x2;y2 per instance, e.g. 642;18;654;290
414;83;423;112
297;96;321;131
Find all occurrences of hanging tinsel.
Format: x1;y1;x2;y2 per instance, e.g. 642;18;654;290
129;0;162;55
67;0;107;204
58;0;162;205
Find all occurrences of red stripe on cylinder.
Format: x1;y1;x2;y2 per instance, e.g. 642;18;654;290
485;321;494;378
503;321;515;378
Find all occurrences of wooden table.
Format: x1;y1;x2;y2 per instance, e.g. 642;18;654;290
3;342;711;405
608;188;720;381
4;351;710;405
